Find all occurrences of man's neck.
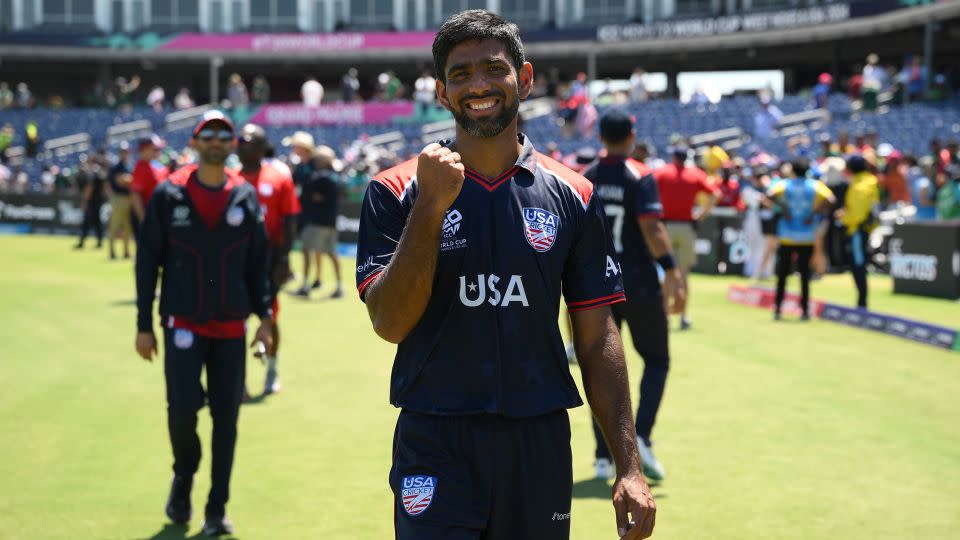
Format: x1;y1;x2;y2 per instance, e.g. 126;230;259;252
196;162;225;187
240;161;261;174
455;125;521;179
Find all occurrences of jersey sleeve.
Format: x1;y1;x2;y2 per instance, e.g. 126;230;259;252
563;195;626;312
355;181;409;301
766;182;786;199
813;181;835;205
281;176;301;216
635;175;664;220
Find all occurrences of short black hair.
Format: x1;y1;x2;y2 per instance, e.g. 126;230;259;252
791;158;810;178
432;10;525;83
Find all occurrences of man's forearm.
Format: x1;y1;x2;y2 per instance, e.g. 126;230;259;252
639;219;671;258
365;200;444;343
577;318;643;477
131;193;145;221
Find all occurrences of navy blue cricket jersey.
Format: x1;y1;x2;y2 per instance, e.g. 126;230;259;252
356;135;625;417
582;156;663;301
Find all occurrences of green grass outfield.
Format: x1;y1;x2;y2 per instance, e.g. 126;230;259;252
1;234;958;540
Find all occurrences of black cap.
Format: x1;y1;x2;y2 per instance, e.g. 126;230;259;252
599;109;634;143
846;154;868;173
575;146;597;164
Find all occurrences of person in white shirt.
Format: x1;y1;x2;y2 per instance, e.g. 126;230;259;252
301;77;324;107
174;88;194;110
413;69;436;117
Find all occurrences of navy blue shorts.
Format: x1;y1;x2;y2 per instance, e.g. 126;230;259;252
391;409;573;540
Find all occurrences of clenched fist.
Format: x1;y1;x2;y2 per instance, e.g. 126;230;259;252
416;143;465;214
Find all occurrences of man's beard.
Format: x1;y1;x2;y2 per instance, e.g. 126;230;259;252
199;147;229;166
452;88;520;139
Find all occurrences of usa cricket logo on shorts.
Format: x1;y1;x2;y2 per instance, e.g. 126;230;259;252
522;207;560;253
401;475;436;516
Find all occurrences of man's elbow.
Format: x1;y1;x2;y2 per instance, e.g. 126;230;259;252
372;317;406;344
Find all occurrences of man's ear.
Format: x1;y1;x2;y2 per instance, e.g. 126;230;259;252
436;78;452;111
518;62;534;100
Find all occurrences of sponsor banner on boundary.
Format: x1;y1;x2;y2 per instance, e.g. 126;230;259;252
249;102;415;126
726;284;824;317
819;303;958;351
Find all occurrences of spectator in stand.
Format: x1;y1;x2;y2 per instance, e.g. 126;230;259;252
378;71;403;101
251;75;270;104
908;155;938;221
301;76;323;107
879;148;909;206
107;142;134;259
115;76;140;111
753;94;782;140
630;67;648;102
837;155;879;309
25;121;41;158
227;74;249;110
295;145;343;299
341;68;360;103
862;54;886;89
937;163;960;220
847;64;863;101
130;135;169;240
413;68;436;118
0;82;13;108
812;73;831;109
0;123;13;162
654;144;719;330
146;86;165;112
174;88;195;110
74;154;108;250
15;82;33;108
902;55;927;101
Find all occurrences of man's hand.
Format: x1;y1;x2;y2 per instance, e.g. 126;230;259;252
416;143;465;213
135;331;157;361
251;318;274;356
662;267;686;314
613;471;656;539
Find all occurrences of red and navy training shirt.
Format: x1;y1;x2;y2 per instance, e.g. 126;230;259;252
584;155;664;301
356;134;625;417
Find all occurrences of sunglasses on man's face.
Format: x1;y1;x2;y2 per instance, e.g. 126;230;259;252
196;129;234;142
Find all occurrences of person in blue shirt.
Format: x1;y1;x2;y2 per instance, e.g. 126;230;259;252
356;10;655;540
583;109;686;484
766;158;835;320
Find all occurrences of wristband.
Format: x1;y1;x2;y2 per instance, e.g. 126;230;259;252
656;254;677;271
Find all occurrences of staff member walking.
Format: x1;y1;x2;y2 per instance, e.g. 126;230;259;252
107;142;133;259
584;109;685;483
237;123;300;396
130;134;168;240
135;111;272;536
295;145;343;298
653;144;719;330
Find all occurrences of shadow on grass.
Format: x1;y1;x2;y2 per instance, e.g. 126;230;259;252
132;522;240;540
573;477;667;500
109;298;138;306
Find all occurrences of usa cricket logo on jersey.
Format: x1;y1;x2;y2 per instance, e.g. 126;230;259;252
401;475;436;516
522;207;560;252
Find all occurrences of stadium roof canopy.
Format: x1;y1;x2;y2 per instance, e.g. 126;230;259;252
0;1;957;63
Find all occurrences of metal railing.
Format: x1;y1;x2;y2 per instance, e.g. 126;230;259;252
165;104;215;132
106;120;153;147
43;133;91;158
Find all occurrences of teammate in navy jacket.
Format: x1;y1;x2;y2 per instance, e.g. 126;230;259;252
356;11;655;540
583;109;686;483
134;111;272;536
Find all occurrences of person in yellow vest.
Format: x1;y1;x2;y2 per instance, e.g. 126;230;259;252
835;155;879;309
